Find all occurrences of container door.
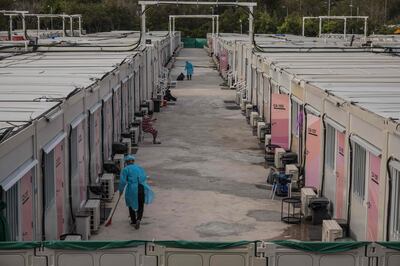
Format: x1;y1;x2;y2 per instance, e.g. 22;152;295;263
335;131;346;219
54;142;64;238
77;122;86;206
113;88;121;142
94;109;102;176
121;81;129;131
305;114;321;189
367;153;380;241
20;170;33;241
271;93;290;150
103;98;113;160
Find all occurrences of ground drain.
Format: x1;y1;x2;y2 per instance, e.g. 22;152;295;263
223;100;236;104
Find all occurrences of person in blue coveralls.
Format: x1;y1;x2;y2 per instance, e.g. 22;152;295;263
184;61;194;80
119;154;154;229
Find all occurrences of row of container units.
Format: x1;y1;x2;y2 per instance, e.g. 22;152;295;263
214;34;400;241
0;31;178;241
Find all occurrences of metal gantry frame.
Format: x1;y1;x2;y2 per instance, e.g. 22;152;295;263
169;14;219;54
138;1;257;46
302;16;369;39
0;11;82;40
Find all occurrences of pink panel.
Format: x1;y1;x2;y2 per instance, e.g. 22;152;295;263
271;94;290;150
20;171;33;241
335;131;346;219
305;114;321;189
367;154;381;241
77;122;86;205
94;109;102;177
55;142;64;238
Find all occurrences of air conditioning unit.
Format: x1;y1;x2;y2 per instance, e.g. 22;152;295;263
245;104;253;118
250;112;259;127
121;138;132;154
114;154;125;172
240;99;247;111
285;164;299;189
146;100;154;112
257;122;266;140
64;235;82;241
85;199;101;233
236;91;241;105
322;220;343;242
301;188;317;218
141;106;149;115
130;126;140;146
274;148;286;169
75;211;91;240
265;134;272;147
100;173;115;201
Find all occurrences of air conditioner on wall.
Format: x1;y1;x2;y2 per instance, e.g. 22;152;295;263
274;148;286;169
322;220;343;242
100;173;115;201
257;122;266;140
245;104;253;118
114;154;125;172
121;138;132;154
75;211;91;240
85;199;101;233
250;112;259;127
301;188;317;219
285;164;299;183
240;99;247;111
130;126;140;146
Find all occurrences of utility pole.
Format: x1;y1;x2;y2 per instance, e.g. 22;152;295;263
328;0;331;16
384;0;388;25
350;0;353;16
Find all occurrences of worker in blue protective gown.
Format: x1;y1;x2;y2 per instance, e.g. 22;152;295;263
184;61;194;80
118;155;154;229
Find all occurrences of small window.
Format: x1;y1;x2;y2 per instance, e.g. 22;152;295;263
325;124;336;170
352;143;367;200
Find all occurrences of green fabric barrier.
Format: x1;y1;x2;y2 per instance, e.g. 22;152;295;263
0;242;41;250
271;240;369;254
377;242;400;250
182;38;207;48
154;240;253;250
43;240;146;251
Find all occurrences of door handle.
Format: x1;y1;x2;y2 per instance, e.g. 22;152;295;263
366;201;371;209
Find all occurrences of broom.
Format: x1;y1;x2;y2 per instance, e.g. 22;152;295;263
105;193;122;227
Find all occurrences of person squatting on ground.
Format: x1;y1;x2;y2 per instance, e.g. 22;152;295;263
164;88;177;102
184;61;194;80
142;111;161;144
118;155;154;229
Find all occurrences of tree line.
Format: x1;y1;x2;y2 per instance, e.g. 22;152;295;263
0;0;399;37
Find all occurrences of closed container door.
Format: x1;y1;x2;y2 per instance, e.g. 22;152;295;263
77;122;86;205
20;170;33;241
55;142;64;238
94;109;102;176
113;89;121;141
305;114;321;189
367;153;380;241
271;93;290;150
335;131;346;219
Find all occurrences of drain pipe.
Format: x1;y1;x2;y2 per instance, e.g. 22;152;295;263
320;113;327;196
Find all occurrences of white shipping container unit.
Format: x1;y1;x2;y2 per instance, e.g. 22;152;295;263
213;33;400;241
0;30;180;241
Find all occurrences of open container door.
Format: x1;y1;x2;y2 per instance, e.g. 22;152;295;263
271;93;290;150
305;109;322;190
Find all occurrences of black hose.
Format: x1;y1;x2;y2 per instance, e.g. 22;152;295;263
346;135;354;231
40;150;46;240
320;114;327;196
68;125;76;227
386;156;397;241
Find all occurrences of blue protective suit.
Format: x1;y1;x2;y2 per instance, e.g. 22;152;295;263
185;61;194;76
118;164;154;210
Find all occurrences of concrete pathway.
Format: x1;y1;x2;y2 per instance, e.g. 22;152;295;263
93;48;296;241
